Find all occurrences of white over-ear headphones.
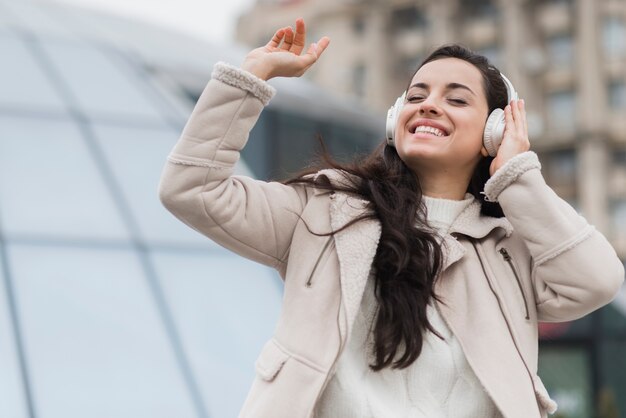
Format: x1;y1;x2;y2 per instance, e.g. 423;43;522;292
385;72;519;157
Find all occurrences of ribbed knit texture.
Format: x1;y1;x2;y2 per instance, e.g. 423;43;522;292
313;193;503;418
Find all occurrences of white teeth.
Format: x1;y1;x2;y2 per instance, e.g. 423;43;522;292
413;125;445;137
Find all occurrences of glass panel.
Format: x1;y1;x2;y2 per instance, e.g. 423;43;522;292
0;116;130;241
0;0;76;39
600;341;626;416
92;124;216;247
0;35;67;112
547;91;576;134
547;34;574;68
603;17;626;59
0;252;29;418
609;81;626;109
0;3;20;34
40;41;165;122
8;244;197;418
538;346;592;418
150;250;282;418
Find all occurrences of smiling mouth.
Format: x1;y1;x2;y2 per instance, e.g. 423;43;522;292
410;125;448;137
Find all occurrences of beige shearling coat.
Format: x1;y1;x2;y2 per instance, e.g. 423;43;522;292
158;62;625;418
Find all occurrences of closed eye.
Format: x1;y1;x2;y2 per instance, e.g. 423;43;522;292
449;98;467;105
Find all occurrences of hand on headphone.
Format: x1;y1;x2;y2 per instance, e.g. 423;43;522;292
488;99;531;176
241;18;331;81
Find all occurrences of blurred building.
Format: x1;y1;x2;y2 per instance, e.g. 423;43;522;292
0;0;381;417
237;0;626;416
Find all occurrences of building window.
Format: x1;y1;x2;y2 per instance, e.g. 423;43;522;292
547;90;576;134
547;34;574;68
353;63;366;99
353;15;365;35
544;150;577;186
463;0;498;19
543;150;577;200
545;0;573;6
399;55;423;80
390;6;428;32
603;17;626;59
476;45;502;68
609;82;626;109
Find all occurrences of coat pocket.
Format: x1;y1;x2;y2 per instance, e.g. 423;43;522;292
532;374;558;416
255;338;290;382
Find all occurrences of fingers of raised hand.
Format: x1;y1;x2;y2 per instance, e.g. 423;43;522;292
504;100;530;151
267;27;286;49
290;18;306;55
519;100;528;138
280;26;294;51
315;36;331;55
511;100;529;141
299;36;330;69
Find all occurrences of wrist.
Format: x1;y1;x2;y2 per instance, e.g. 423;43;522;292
241;59;272;81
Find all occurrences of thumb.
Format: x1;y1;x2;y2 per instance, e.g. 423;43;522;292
307;42;318;57
298;42;319;67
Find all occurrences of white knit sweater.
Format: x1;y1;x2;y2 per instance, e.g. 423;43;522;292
313;193;503;418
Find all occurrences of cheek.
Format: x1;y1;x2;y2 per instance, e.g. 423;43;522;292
454;113;487;146
395;107;410;135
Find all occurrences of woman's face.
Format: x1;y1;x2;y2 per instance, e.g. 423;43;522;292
394;57;490;176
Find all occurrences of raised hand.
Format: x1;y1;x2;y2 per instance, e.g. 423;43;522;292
241;18;330;81
489;99;531;176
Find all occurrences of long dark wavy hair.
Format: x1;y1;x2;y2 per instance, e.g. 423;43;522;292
285;44;508;371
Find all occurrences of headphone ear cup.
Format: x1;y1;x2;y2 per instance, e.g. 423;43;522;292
386;106;396;146
386;92;406;147
483;108;506;157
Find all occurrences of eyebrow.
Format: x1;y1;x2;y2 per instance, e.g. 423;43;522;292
409;82;476;96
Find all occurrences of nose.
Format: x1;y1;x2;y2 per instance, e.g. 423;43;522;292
418;97;441;116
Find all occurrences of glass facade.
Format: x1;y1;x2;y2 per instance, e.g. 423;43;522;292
0;0;381;417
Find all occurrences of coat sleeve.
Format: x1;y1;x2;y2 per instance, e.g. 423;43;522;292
483;151;624;322
158;62;310;275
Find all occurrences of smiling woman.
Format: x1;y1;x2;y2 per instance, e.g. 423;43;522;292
159;18;624;418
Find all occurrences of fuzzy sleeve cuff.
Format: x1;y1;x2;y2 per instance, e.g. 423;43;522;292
482;151;542;202
211;61;277;106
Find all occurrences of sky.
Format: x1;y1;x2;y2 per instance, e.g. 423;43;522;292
50;0;257;43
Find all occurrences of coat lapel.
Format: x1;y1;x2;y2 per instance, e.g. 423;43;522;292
328;191;381;341
441;200;513;270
